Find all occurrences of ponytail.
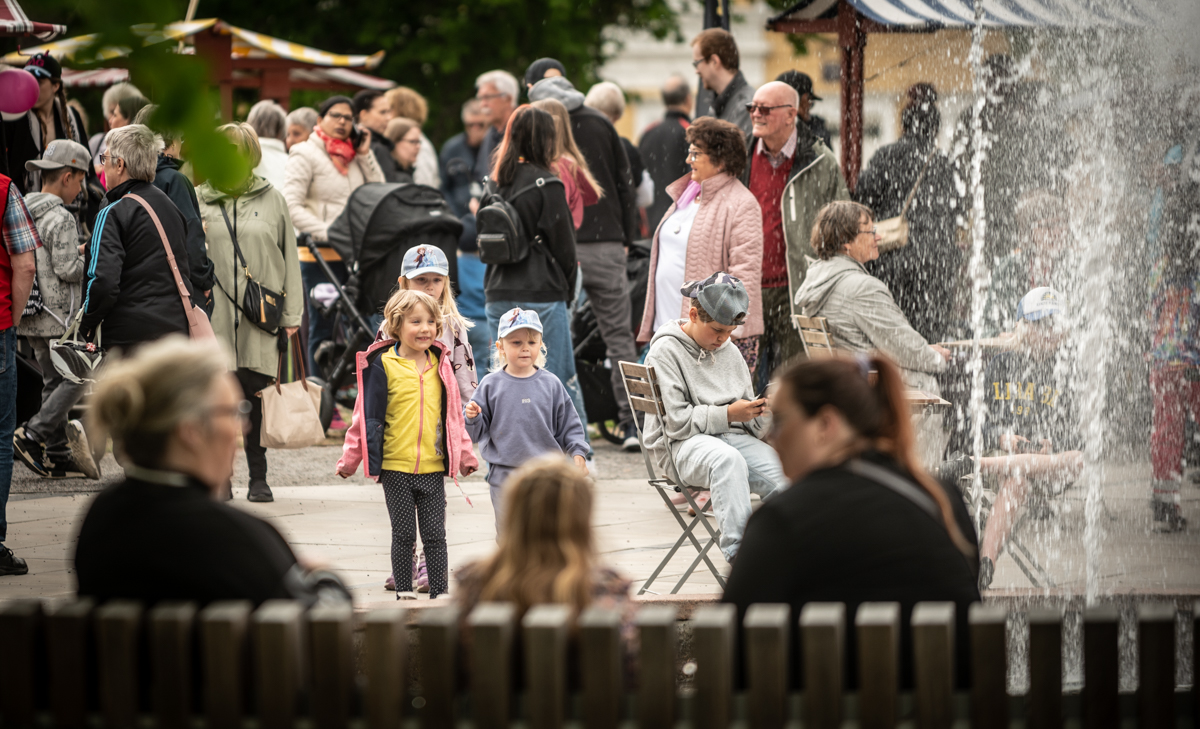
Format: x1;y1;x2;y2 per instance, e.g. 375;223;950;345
781;354;975;556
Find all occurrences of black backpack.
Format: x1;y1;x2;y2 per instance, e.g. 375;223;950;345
476;175;563;265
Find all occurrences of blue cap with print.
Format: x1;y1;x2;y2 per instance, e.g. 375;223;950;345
497;308;543;339
401;245;449;279
1016;287;1065;322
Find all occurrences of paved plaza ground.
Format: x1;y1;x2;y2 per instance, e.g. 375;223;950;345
3;431;1199;607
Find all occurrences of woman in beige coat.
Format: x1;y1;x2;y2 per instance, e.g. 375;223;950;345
638;117;764;374
282;95;385;377
199;123;304;504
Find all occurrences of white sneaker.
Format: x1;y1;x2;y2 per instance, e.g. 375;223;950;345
65;420;101;480
585;455;599;478
396;591;417;600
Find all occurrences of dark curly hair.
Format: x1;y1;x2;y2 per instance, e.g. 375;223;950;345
811;201;873;259
685;117;747;180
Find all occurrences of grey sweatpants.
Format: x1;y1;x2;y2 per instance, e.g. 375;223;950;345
576;242;638;427
25;336;87;450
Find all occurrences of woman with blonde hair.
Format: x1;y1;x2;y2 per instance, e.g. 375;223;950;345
385;86;440;187
74;337;350;606
195;121;304;503
530;97;602;229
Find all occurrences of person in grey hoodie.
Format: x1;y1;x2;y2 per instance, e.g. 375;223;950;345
643;273;787;563
794;201;952;463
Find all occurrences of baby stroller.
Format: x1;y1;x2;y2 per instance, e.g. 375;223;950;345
306;183;463;426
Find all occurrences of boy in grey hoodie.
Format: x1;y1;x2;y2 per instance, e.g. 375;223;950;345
643;273;787;563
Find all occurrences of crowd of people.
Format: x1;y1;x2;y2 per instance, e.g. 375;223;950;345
0;27;1194;624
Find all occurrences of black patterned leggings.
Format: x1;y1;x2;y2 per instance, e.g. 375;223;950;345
380;470;448;598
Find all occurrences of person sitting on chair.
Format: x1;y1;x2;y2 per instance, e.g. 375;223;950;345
974;287;1082;589
641;272;788;564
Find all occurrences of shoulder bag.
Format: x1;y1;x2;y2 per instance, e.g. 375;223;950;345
217;203;284;334
126;193;215;340
876;149;938;255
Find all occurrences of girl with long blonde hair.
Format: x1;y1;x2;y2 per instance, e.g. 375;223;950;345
530;98;603;229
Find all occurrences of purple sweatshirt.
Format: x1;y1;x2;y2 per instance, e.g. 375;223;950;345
465;367;589;486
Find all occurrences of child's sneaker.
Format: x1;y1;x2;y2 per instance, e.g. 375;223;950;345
414;554;429;593
384;573;396;591
65;420;101;479
328;408;347;432
687;493;711;516
396;591;417;600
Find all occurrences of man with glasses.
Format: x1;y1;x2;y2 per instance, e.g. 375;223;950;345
473;70;519;185
742;81;848;389
691;28;754;140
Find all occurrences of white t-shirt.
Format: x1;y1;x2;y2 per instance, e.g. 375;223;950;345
653;201;700;333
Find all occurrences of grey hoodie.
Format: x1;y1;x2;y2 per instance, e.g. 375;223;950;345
17;191;84;338
528;77;585;111
642;319;768;478
794;254;945;390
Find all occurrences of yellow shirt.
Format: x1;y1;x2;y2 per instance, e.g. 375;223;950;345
381;347;445;474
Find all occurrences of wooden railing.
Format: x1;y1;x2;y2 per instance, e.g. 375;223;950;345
0;598;1196;728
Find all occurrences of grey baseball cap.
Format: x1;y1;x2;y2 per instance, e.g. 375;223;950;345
25;139;91;173
681;272;749;327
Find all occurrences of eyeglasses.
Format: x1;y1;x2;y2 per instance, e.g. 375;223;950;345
465;122;488;129
325;112;354;123
859;226;878;236
99;154;122;166
687;147;707;162
210;400;252;422
476;92;507;101
745;103;792;116
691;57;707;68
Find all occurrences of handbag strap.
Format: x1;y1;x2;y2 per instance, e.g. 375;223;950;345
898;148;938;220
125;193;195;317
275;332;309;393
845;458;939;520
218;202;251;274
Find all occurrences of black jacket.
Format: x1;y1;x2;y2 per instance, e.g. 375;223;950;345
152;155;214;292
2;102;103;229
570;105;638;245
75;474;304;606
81;179;194;349
367;127;404;183
639;110;691;233
723;450;980;689
439;131;479;218
858;135;961;342
483;163;577;304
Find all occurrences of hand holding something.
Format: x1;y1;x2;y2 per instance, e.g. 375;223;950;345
931;344;952;362
728;399;767;424
464;401;481;419
468;197;480;215
284;326;299;338
573;454;588;473
459;462;477;477
357;127;372;155
336;468;353;479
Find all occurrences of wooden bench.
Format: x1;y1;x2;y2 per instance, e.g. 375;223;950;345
0;597;1195;727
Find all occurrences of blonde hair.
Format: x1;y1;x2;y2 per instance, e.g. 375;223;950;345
381;289;443;343
88;337;231;468
384;116;419;145
474;455;597;619
386;87;428;125
217;121;263;169
492;327;548;372
398;265;474;336
529;98;603;200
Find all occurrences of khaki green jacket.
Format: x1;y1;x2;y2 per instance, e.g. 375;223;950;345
196;177;304;378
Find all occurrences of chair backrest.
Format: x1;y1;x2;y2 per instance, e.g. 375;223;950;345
618;361;681;485
794;315;836;359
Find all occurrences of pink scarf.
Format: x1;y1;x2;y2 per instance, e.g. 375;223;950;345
313;126;356;175
677;180;702;209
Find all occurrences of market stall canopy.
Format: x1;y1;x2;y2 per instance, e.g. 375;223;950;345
2;18;385;68
57;65;395;92
0;0;65;40
768;0;1167;31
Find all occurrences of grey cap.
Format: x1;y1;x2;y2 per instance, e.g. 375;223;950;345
528;76;585;111
681;272;749;327
25;139;91;173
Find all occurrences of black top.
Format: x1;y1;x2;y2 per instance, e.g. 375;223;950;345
439;131;479;219
723;450;981;689
75;474;301;606
639;111;691;234
483;163;577;304
367;128;404;183
569;105;637;246
152;155;215;292
983;350;1079;451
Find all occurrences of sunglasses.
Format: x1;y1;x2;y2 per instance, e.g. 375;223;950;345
745;103;792;116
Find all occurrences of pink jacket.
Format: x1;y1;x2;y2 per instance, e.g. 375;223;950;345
637;173;764;342
337;338;478;501
555;156;600;230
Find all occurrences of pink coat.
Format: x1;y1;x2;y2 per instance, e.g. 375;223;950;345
337;338;478;502
637;173;764;343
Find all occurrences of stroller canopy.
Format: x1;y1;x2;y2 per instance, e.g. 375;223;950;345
327;182;463;273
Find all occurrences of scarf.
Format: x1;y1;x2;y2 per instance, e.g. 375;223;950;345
677;180;702;209
313;126;356;175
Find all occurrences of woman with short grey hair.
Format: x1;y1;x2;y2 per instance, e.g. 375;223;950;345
80;124;204;352
285;106;319;150
247;100;289;189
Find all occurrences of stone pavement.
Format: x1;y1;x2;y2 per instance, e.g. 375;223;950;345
3;437;1199;606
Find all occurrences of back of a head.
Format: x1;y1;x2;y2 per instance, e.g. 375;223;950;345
494;106;555;185
286;106;319;132
118;95;150;124
901;83;940;140
102;82;144;118
89;337;230;469
105;123;165;182
387;87;428;125
692;28;739;71
584;81;626;122
661;74;690;107
133;103;184;149
247;100;287;142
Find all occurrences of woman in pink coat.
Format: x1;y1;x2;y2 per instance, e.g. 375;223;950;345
637;117;764;374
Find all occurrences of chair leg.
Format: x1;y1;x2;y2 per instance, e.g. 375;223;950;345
670;531;725;594
639;485;725;595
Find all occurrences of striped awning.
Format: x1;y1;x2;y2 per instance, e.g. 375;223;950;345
769;0;1168;28
2;18;384;68
59;65;393;92
60;67;131;88
0;0;65;40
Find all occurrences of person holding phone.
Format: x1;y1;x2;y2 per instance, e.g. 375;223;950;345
641;272;788;564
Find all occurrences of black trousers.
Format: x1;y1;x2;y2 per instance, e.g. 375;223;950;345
380;470;448;597
235;368;274;481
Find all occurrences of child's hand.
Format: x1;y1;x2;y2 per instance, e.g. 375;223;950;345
727;399;767;423
459;463;477;477
464;401;481;419
573;454;588;473
336;468;353;479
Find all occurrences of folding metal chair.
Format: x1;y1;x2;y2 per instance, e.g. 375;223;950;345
618;361;727;595
794;314;837;358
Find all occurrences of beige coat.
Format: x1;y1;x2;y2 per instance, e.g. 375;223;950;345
282;133;384;243
638;172;764;342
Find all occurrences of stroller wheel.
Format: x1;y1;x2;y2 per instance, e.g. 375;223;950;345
307;377;336;431
313;340;346;381
595;420;624;446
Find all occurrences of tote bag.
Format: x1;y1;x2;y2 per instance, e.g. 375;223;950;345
258;335;326;449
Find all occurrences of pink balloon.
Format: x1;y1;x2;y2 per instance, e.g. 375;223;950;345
0;68;40;115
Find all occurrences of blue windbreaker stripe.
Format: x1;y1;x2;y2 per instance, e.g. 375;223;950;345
82;203;116;313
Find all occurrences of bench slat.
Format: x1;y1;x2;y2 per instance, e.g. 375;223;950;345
420;606;460;727
745;603;789;729
801;602;845;729
1082;606;1118;729
96;600;143;729
363;608;407;729
969;603;1008;729
0;599;43;727
47;599;94;729
1027;608;1061;729
150;601;197;729
310;603;354;729
200;601;252;729
468;603;515;729
253;600;305;729
525;604;571;729
636;606;677;729
912;602;955;729
1137;603;1176;729
858;602;900;729
580;607;623;729
694;604;736;729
